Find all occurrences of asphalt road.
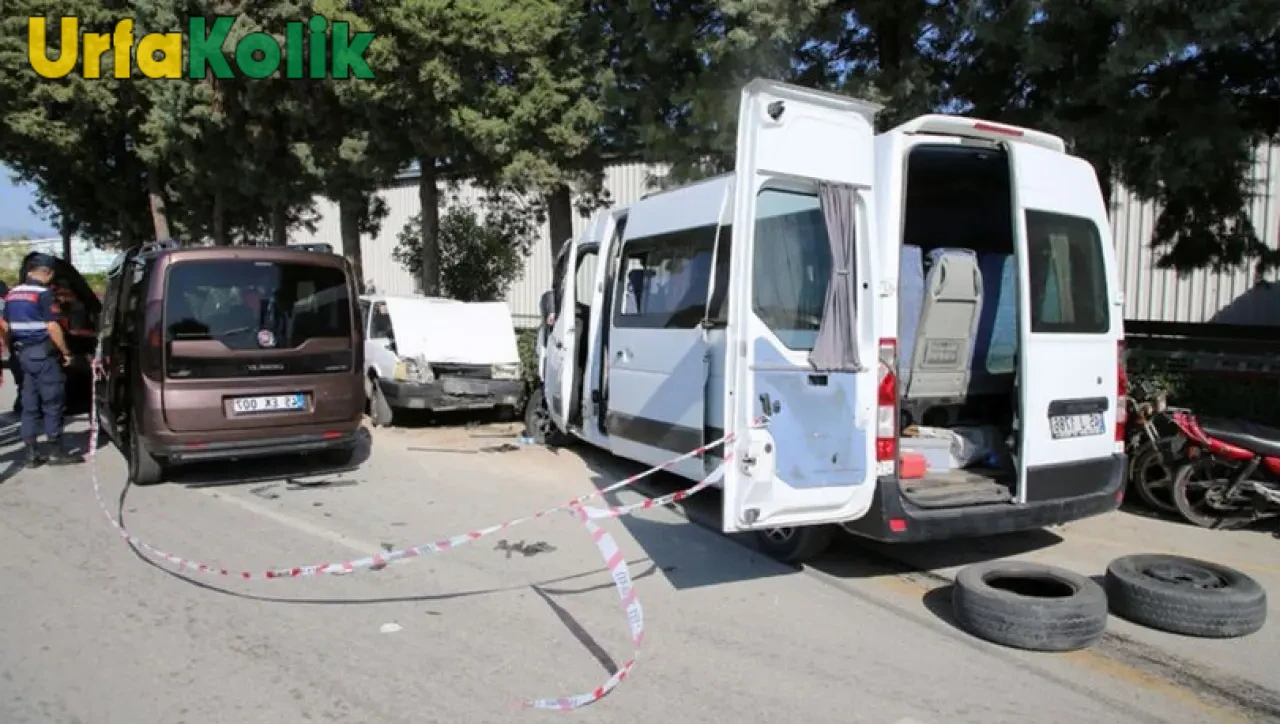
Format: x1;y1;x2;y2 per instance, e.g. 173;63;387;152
1;386;1278;723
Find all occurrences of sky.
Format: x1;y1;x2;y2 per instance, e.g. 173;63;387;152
0;164;57;238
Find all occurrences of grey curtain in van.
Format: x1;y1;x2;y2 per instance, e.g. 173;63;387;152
809;182;860;371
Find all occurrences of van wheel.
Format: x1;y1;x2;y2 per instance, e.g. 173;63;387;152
753;525;836;563
523;388;569;446
127;424;164;486
367;376;394;427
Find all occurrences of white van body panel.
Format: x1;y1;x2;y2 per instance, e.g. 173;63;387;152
605;176;730;478
722;79;883;533
1009;143;1124;480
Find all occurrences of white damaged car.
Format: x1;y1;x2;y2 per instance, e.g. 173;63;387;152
359;294;524;425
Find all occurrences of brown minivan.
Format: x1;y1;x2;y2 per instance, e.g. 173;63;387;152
94;240;365;484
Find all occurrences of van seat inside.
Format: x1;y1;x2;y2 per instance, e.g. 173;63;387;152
967;252;1017;397
901;248;984;421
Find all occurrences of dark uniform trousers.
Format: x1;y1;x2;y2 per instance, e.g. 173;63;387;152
14;339;64;442
10;351;24;414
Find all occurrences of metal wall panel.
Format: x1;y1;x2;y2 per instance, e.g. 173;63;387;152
295;144;1280;328
292;163;666;327
1111;140;1280;325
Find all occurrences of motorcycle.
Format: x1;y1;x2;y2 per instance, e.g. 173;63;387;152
1124;381;1186;516
1168;410;1280;529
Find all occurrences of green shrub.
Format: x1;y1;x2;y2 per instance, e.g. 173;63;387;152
516;327;540;395
1129;358;1280;426
394;199;536;302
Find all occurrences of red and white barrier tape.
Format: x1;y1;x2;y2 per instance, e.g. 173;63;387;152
87;364;750;710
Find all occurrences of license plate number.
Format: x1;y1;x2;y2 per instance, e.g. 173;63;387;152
1049;412;1105;439
230;394;306;415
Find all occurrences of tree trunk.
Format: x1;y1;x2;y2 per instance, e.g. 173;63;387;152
60;225;72;263
212;188;228;246
271;201;288;246
147;170;170;241
417;158;441;296
547;183;574;276
338;192;365;293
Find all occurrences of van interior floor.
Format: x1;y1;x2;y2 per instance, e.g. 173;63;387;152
899;468;1015;509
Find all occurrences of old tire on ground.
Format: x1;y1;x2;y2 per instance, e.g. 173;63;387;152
1105;553;1267;638
523;388;570;447
753;525;836;563
127;423;164;486
367;376;394;428
952;560;1107;651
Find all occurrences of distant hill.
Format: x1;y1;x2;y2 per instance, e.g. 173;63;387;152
0;226;54;240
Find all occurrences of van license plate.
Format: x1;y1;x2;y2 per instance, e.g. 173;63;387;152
1049;412;1105;439
230;394;306;415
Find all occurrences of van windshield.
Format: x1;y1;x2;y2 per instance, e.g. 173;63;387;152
165;260;351;350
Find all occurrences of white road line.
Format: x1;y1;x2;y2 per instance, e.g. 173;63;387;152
195;486;385;558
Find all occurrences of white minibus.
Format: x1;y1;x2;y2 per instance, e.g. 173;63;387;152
530;78;1126;561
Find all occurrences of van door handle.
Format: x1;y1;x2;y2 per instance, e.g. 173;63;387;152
615;349;632;362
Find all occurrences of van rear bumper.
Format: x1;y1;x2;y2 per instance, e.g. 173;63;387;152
151;430;360;464
378;377;523;413
841;453;1127;543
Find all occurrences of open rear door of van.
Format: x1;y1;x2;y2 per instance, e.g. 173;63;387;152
722;79;882;533
1007;142;1124;504
543;237;578;431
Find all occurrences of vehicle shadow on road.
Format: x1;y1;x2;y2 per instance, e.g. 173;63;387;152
170;428;375;489
561;440;1065;590
0;418;101;484
563;443;805;590
0;419;27;484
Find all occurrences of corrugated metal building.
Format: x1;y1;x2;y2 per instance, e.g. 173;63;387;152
294;142;1280;329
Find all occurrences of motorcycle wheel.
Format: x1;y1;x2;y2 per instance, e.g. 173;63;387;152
1130;445;1180;517
1170;458;1258;530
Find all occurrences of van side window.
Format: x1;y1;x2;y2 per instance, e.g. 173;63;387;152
1025;210;1109;334
370;303;393;339
612;225;719;329
707;226;732;324
752;189;833;350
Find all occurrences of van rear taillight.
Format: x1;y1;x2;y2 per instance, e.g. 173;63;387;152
877;338;898;465
1116;341;1127;444
973;121;1024;137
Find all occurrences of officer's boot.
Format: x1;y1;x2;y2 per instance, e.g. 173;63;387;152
45;439;85;466
24;441;47;468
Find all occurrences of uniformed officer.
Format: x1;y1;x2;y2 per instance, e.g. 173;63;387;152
2;254;83;467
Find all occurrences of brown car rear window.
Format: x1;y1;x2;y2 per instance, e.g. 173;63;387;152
164;260;352;350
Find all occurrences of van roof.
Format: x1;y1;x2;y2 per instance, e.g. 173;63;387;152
889;114;1067;154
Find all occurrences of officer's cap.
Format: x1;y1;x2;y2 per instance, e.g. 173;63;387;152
28;253;56;270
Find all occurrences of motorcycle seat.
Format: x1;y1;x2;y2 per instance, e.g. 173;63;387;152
1196;416;1280;459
